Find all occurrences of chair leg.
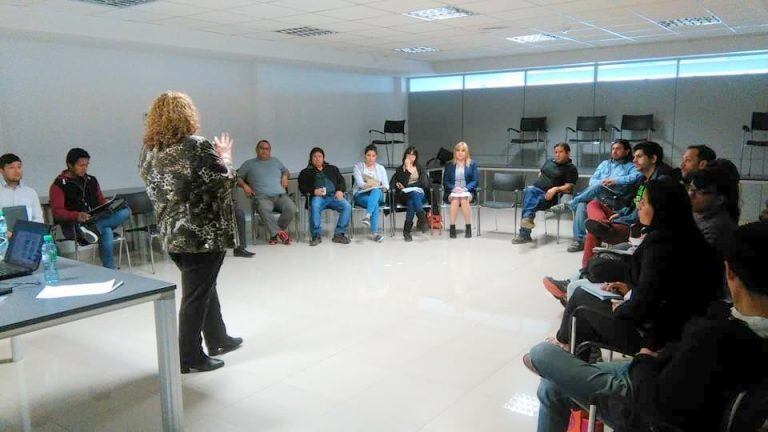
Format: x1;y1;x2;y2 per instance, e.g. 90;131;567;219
556;213;561;244
587;404;597;432
149;237;156;274
124;239;133;272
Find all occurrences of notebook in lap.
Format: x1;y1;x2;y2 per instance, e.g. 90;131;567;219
0;220;50;280
2;205;29;232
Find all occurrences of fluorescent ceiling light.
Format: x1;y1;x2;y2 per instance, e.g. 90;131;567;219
506;33;564;43
403;7;475;21
658;16;721;28
394;47;439;53
275;26;337;37
73;0;155;6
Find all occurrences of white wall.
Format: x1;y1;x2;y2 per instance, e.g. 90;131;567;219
251;64;405;171
0;36;406;196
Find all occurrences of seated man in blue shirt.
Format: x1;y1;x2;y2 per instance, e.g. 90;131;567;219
0;153;44;224
550;140;640;252
298;147;351;246
512;143;578;244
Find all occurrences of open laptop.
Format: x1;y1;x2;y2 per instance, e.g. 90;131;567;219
2;205;29;232
0;220;50;280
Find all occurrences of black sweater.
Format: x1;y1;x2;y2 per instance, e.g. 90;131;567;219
614;228;722;349
298;163;346;196
630;312;768;431
390;163;431;204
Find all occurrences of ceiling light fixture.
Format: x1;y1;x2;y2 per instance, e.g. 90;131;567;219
72;0;155;6
393;47;439;53
506;33;564;43
275;26;338;37
403;7;475;21
658;16;722;28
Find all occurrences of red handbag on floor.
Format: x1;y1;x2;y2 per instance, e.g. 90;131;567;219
567;408;603;432
427;210;442;235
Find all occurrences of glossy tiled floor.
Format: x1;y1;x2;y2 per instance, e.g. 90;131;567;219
0;213;581;432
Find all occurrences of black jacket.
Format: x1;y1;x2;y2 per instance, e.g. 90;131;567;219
630;309;768;431
298;163;346;197
614;227;723;349
390;163;431;205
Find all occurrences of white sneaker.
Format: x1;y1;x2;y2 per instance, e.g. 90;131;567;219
78;225;99;244
373;234;384;242
361;214;371;227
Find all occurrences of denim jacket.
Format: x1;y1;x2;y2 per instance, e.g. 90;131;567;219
590;159;640;187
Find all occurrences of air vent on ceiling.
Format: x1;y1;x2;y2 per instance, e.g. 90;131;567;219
403;7;475;21
393;47;439;53
72;0;156;7
506;33;564;43
275;26;338;37
658;16;722;28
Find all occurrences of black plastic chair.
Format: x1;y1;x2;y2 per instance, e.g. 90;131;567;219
117;191;159;273
369;120;406;167
506;117;547;167
481;172;525;234
566;116;607;168
611;114;655;143
740;112;768;178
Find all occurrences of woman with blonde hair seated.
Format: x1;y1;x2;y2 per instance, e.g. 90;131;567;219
442;141;478;238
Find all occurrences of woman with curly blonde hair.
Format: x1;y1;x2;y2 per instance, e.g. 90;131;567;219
140;91;242;373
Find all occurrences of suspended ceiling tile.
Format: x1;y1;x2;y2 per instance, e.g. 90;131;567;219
277;13;344;26
273;0;356;13
226;2;304;18
317;4;391;19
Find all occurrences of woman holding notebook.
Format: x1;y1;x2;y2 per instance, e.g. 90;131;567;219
545;178;722;358
352;144;389;243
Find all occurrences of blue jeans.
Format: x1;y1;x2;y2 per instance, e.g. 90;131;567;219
572;202;587;243
354;188;384;233
310;195;351;237
404;190;425;223
529;342;632;432
93;207;131;269
520;186;546;238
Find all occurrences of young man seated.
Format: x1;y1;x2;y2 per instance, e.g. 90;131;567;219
550;139;639;252
512;142;578;244
0;153;44;223
524;221;768;432
49;148;131;269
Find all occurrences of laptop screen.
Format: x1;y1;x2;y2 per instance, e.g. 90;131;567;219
4;221;49;270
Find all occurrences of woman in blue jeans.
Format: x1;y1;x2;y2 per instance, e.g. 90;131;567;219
352;144;389;242
391;146;431;241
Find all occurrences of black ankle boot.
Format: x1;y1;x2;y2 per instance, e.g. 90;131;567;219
465;224;472;238
403;221;413;242
449;224;456;238
416;211;428;233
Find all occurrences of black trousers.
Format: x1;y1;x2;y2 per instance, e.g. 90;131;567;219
556;288;644;356
170;251;229;364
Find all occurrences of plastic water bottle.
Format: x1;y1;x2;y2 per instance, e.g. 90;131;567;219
41;235;59;285
0;210;7;260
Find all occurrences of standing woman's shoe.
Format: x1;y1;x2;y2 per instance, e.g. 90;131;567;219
449;224;456;238
465;224;472;238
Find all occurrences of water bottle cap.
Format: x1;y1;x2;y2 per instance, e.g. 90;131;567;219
43;234;53;241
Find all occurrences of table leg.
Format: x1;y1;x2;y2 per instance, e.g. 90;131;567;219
154;293;183;431
10;336;23;362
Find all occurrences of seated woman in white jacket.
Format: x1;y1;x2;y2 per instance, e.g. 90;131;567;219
352;144;389;242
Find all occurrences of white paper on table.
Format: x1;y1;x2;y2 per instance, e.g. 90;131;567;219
37;279;118;299
401;187;424;194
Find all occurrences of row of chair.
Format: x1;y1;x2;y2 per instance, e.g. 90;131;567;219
506;114;655;168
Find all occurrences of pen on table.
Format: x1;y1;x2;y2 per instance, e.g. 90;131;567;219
113;280;124;290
